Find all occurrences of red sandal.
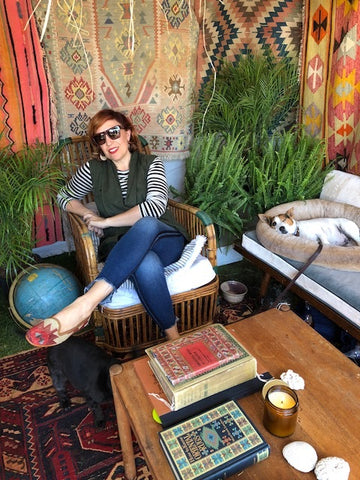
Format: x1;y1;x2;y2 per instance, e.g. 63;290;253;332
25;316;90;347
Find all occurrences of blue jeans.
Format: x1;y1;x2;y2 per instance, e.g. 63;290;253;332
95;217;187;331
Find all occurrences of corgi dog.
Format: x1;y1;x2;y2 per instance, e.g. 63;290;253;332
258;207;360;246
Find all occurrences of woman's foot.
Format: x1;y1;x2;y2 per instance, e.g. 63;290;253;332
164;324;180;341
25;280;113;347
25;315;90;347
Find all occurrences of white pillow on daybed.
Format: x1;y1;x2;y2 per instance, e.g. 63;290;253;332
320;170;360;207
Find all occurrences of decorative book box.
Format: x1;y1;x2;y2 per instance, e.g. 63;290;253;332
145;323;257;410
159;400;270;480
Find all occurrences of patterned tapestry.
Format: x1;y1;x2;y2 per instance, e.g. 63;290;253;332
32;0;199;161
29;0;303;161
194;0;303;94
300;0;360;174
0;0;54;149
0;0;60;248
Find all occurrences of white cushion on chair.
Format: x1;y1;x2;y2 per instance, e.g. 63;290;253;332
100;235;216;309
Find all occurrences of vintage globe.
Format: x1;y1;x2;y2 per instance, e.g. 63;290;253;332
9;263;82;330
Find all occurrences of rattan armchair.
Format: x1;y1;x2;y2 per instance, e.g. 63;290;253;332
59;136;219;356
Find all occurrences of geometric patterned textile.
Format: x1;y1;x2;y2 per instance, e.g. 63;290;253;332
300;0;360;174
0;0;54;150
194;0;303;94
29;0;303;161
31;0;199;161
0;0;59;247
0;345;152;480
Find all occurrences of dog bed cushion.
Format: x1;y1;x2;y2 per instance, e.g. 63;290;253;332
256;199;360;271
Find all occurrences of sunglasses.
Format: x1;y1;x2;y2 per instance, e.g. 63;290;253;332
92;125;124;146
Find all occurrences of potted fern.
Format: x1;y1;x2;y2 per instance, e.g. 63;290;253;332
172;51;332;241
0;141;65;281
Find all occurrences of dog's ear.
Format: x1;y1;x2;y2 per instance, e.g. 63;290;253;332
285;207;295;218
258;213;270;224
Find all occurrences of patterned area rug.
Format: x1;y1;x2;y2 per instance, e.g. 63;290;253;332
216;296;257;325
0;346;152;480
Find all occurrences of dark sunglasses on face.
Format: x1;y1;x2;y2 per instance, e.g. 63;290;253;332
92;125;124;146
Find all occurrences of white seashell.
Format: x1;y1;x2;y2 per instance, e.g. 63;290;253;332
280;369;305;390
314;457;350;480
282;441;318;472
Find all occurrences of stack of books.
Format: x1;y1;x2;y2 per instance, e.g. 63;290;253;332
144;323;257;411
135;324;271;478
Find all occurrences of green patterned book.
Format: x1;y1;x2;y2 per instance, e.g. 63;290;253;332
159;400;270;480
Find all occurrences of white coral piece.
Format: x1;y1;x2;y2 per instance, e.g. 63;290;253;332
314;457;350;480
280;369;305;390
282;441;318;473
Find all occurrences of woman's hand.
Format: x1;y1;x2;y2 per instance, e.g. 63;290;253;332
83;212;107;234
83;205;142;231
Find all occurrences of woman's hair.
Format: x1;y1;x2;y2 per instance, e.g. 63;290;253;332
87;109;140;155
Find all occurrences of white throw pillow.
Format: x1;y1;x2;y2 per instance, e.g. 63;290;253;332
320;170;360;207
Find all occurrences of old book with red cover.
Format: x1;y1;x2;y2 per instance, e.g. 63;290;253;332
145;324;257;410
133;355;271;427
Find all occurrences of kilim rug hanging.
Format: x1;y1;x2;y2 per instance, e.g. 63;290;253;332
0;0;54;149
300;0;360;174
0;0;62;247
29;0;303;160
0;347;152;480
31;0;199;161
194;0;303;95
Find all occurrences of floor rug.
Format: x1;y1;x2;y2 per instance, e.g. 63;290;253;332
216;296;257;325
0;346;152;480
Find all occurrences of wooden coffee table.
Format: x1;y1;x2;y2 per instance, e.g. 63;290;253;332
110;309;360;480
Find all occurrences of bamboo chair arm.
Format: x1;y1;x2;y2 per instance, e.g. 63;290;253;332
67;212;98;285
167;198;217;267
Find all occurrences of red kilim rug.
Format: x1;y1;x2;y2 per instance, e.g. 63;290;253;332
0;346;152;480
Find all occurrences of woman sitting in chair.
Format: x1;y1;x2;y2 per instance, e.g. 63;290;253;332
26;109;188;348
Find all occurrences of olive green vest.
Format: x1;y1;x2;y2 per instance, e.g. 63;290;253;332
89;151;188;260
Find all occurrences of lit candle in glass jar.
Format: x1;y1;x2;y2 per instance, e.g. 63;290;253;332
268;390;296;409
263;384;299;437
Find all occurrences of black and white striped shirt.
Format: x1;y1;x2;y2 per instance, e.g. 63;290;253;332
57;156;168;218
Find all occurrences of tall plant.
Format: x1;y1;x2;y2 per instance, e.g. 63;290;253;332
0;141;65;280
247;128;330;217
172;132;250;237
174;51;332;240
194;52;299;138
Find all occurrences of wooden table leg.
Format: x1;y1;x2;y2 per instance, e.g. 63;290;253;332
110;364;137;480
259;272;271;300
